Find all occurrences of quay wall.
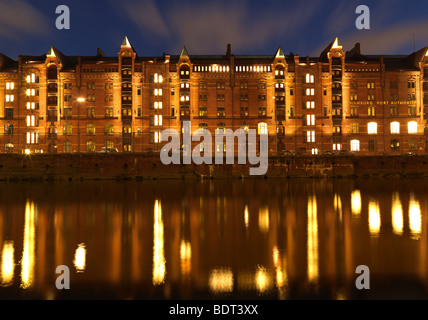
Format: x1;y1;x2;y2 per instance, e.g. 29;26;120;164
0;154;428;181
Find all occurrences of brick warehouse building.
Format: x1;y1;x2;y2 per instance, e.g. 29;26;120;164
0;37;427;156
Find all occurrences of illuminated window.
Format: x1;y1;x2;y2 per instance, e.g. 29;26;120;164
350;123;359;134
306;88;315;96
154;115;163;126
198;123;208;135
86;141;95;153
26;132;39;144
408;121;417;134
390;122;400;134
306;73;314;83
333;143;341;151
409;139;417;151
86;124;95;136
368;122;377;135
350;140;360;152
306;114;315;126
391;139;400;151
312;148;319;155
105;123;114;135
258;122;268;135
26;115;37;127
305;131;315;143
368;106;376;117
306;101;315;109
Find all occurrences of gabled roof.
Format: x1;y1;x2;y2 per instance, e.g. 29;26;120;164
0;53;18;71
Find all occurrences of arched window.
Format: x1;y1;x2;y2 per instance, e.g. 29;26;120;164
198;123;208;135
306;73;314;84
258;122;268;135
105;123;114;135
367;122;377;135
86;140;95;153
408;121;417;134
390;122;400;134
350;140;360;152
86;123;95;136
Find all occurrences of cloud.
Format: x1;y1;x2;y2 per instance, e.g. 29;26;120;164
119;0;170;39
341;19;428;54
0;0;50;41
114;0;324;54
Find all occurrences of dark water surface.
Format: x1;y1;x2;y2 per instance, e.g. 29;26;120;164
0;178;427;300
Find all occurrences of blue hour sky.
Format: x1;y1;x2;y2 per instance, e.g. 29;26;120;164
1;0;428;59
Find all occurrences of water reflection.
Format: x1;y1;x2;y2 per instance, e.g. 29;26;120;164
368;199;381;237
0;179;426;299
153;199;165;285
351;190;361;216
307;196;319;283
409;195;422;239
392;193;404;236
209;268;233;294
21;201;36;289
74;244;86;273
1;241;14;287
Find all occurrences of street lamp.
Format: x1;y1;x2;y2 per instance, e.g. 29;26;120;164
75;97;85;153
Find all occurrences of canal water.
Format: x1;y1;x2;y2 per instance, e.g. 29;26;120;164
0;178;427;300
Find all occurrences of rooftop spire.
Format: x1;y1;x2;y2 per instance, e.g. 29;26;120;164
47;46;56;57
275;46;285;59
332;37;343;49
121;36;131;47
180;46;189;58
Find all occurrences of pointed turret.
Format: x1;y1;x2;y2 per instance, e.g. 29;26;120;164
180;46;189;58
320;37;344;61
332;37;342;49
47;46;56;57
275;47;285;59
121;36;132;48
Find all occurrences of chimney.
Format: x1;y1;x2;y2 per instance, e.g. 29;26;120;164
226;44;231;57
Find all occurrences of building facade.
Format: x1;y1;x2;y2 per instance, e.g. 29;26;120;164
0;37;427;155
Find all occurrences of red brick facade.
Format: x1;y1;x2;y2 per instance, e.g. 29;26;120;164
0;37;427;155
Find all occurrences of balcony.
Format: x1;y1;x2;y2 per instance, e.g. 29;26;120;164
47;83;58;94
332;88;342;95
180;101;190;109
47;68;57;81
47;96;58;107
47;110;57;122
48;133;58;140
276;108;285;121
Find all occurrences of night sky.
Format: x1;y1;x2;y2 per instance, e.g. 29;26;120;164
1;0;428;59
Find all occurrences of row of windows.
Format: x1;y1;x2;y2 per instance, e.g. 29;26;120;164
350;139;418;152
350;121;418;134
350;105;417;117
83;68;119;73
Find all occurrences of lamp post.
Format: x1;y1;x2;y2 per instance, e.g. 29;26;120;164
74;97;85;153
